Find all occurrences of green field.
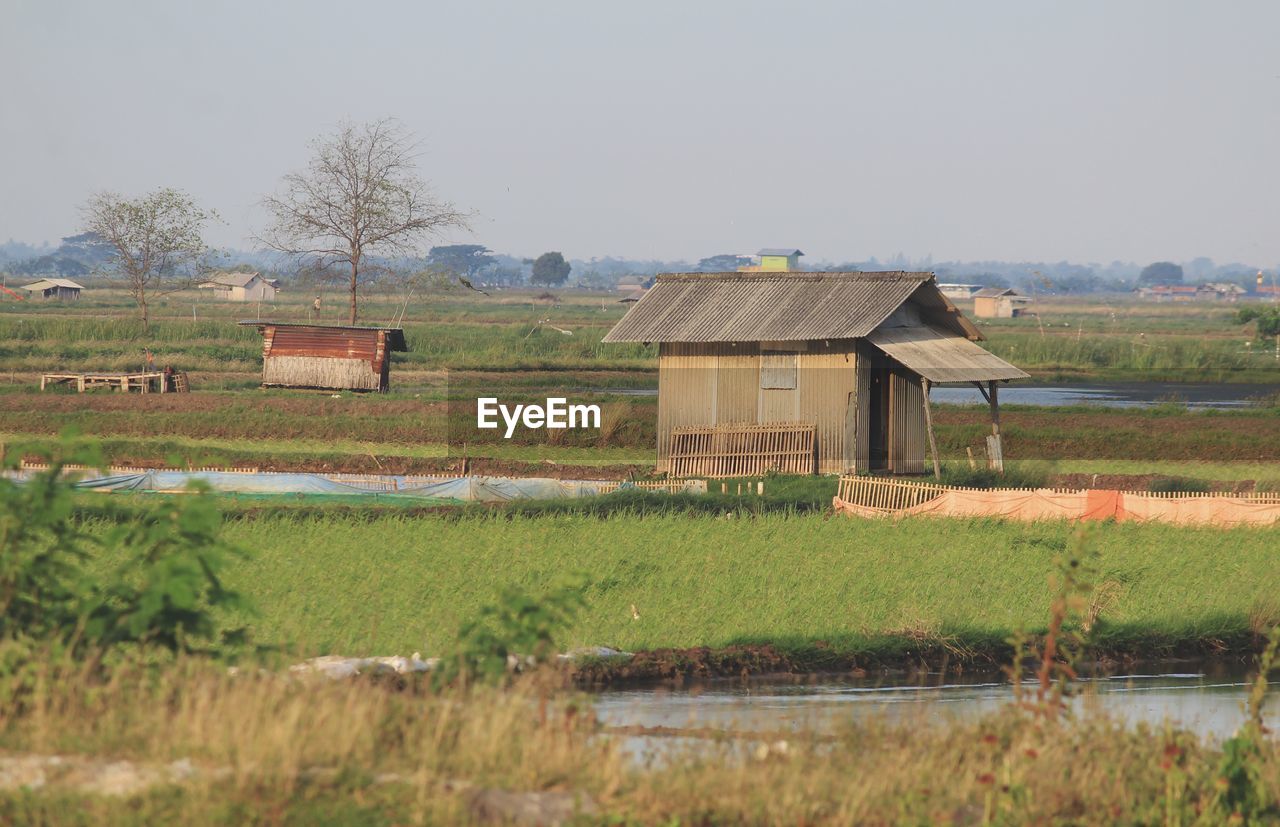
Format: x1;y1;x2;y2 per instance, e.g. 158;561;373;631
74;509;1279;662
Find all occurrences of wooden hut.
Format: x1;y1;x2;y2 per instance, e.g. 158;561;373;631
603;272;1027;476
199;272;277;302
21;278;84;300
240;322;406;392
972;287;1031;318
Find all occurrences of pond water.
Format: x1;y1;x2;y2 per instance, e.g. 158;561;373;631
600;382;1277;409
593;670;1268;758
922;382;1276;410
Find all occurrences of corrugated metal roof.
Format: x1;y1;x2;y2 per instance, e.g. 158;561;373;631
202;272;261;288
22;278;84;290
866;324;1029;383
239;321;407;351
973;287;1018;298
602;272;934;343
757;248;804;257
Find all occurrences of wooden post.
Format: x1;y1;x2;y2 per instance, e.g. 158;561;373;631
920;377;941;480
987;380;1003;473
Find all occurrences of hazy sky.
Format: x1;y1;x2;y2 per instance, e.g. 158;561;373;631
3;0;1278;264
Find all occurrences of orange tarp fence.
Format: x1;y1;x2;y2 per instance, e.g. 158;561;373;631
834;477;1280;527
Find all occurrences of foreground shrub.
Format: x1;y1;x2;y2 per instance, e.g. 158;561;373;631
0;441;251;667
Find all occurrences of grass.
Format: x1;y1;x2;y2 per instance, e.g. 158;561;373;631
71;510;1280;660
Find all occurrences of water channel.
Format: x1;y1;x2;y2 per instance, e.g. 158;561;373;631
593;669;1270;760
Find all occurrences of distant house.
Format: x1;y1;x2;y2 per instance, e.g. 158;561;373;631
239;322;407;392
21;278;84;301
1199;283;1246;301
1135;284;1211;302
199;272;277;302
616;276;651;293
604;271;1026;476
938;283;983;300
972;287;1031;318
751;248;804;272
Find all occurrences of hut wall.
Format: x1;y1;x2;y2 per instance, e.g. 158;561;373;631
714;344;760;424
258;326;389;391
656;343;719;471
888;371;926;474
263;355;382;391
656;340;862;474
799;342;859;474
843;346;871;473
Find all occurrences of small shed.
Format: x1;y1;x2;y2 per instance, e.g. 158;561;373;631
754;248;804;272
22;278;84;300
239;322;407;392
200;272;277;302
603;271;1026;476
973;287;1031;318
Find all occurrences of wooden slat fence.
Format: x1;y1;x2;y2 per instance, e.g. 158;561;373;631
19;461;261;475
597;479;709;495
1135;490;1280;503
837;475;949;511
669;422;816;478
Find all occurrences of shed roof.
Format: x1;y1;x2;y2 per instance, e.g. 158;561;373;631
602;271;977;343
973;287;1019;298
757;248;804;257
22;278;84;290
238;321;407;351
202;272;262;288
867;324;1028;384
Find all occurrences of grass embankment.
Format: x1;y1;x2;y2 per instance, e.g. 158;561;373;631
6;659;1279;825
75;511;1280;670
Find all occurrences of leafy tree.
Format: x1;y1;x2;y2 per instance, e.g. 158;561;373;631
58;231;115;267
531;251;571;286
259;119;470;324
428;244;495;279
1138;261;1184;285
1236;306;1280;339
11;255;89;277
696;253;750;271
82;188;216;330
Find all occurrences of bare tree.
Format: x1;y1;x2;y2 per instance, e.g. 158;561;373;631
82;188;216;330
259;119;470;325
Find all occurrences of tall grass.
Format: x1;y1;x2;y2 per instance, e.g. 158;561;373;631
1;653;1277;824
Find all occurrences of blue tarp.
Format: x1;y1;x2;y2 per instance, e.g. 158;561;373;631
13;470;695;502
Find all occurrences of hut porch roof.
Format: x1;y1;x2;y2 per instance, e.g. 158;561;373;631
867;324;1028;383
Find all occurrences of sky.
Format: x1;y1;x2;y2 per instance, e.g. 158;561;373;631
2;0;1279;265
